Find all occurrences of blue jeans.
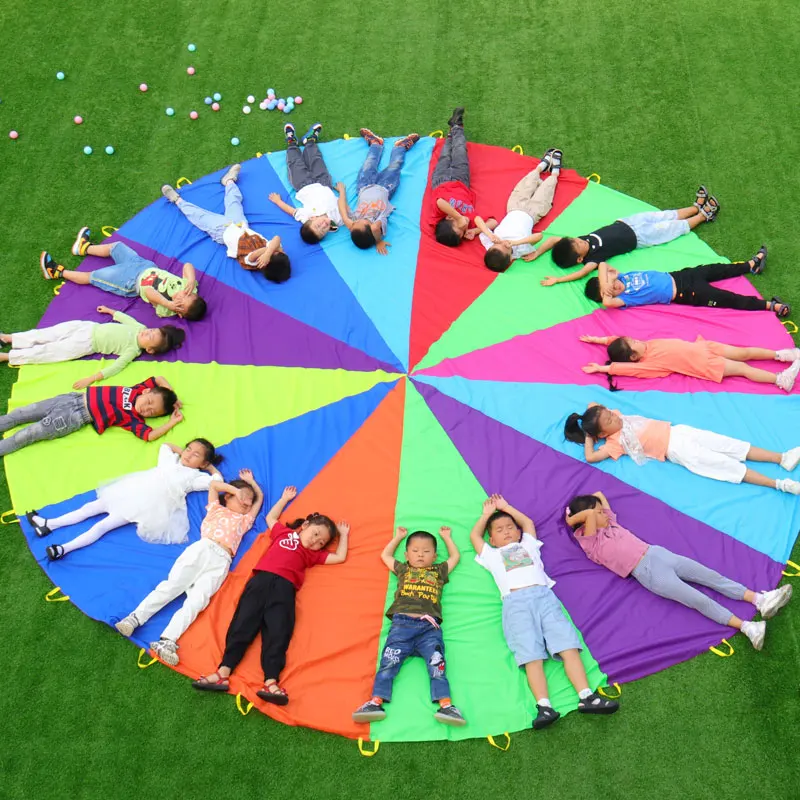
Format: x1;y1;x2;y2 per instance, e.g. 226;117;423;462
177;183;248;244
89;242;153;297
372;615;450;703
0;393;91;457
619;210;690;248
356;143;407;199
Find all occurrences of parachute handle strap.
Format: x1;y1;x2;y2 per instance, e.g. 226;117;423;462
45;587;70;602
0;509;19;525
487;733;511;751
588;173;602;183
597;682;622;699
782;559;800;577
176;177;192;188
101;225;118;238
781;320;798;335
357;738;380;757
236;693;254;716
709;639;734;658
137;648;158;669
511;144;524;155
429;129;444;139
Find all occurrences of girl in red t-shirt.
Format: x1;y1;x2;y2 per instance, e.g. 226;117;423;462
192;485;349;703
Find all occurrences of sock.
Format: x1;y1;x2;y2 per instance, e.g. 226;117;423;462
370;696;384;706
753;592;764;608
438;697;452;708
32;514;46;527
551;167;561;177
537;697;552;708
578;688;593;700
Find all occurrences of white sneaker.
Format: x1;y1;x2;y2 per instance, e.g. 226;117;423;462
781;446;800;471
776;478;800;495
115;614;139;637
757;584;793;619
776;360;800;392
150;638;179;666
220;164;241;185
161;184;179;203
775;348;800;362
741;620;766;651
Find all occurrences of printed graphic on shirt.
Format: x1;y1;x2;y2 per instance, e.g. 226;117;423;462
398;567;442;604
448;197;474;215
278;531;300;551
355;199;387;221
500;542;533;572
622;272;652;294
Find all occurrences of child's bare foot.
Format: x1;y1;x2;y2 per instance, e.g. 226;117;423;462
359;128;383;146
749;245;767;274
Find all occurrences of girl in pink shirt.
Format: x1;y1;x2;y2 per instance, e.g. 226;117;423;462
565;491;792;650
564;402;800;494
579;335;800;393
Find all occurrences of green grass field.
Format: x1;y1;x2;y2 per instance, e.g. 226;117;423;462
2;1;800;797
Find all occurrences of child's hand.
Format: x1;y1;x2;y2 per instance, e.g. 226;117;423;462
239;468;254;483
376;240;391;256
171;409;184;424
96;305;114;316
268;192;281;204
72;376;95;390
396;526;408;538
482;497;497;516
490;493;509;510
281;486;297;502
463;229;477;240
540;276;558;286
582;363;604;374
439;526;452;539
337;520;350;537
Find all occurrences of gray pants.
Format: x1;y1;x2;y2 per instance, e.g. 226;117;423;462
631;545;746;626
0;393;91;457
287;142;333;191
431;125;470;189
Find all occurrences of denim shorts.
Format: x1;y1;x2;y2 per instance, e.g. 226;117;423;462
501;585;582;666
88;242;151;297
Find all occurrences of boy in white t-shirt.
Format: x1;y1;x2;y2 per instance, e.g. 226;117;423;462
475;149;563;273
269;123;345;245
469;493;619;729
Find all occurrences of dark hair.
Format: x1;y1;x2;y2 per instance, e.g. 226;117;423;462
220;478;255;506
602;337;637;393
262;252;291;283
584;277;602;303
150;386;177;415
552;237;581;268
485;510;520;539
351;224;376;249
484;247;511;273
184;295;207;322
299;220;322;245
564;406;606;444
566;494;602;528
286;512;338;543
152;325;186;354
186;437;223;466
405;530;437;550
435;218;461;247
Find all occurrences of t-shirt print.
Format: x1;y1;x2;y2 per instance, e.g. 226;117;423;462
278;530;301;551
500;542;534;571
355;198;387;222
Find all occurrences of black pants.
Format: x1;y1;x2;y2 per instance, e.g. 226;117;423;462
670;261;766;311
220;571;296;680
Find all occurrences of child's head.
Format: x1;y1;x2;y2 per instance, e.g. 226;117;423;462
484;242;513;273
404;530;438;568
262;251;291;283
435;218;463;248
608;337;643;363
564;404;622;444
138;325;186;355
485;510;522;547
222;478;256;514
565;494;602;528
288;512;337;551
135;386;177;417
552;237;589;268
180;437;223;469
300;215;333;244
350;220;377;249
585;276;625;304
177;294;207;321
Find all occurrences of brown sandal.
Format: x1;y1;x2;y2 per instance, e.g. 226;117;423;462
257;679;289;706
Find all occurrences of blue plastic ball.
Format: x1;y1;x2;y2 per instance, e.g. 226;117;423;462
266;100;277;110
83;146;93;155
213;92;222;101
166;107;175;116
204;96;212;105
278;98;286;105
187;43;196;52
283;105;292;114
267;88;275;96
56;71;65;80
105;145;115;155
231;137;240;146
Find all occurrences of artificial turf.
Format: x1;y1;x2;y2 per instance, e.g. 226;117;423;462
1;1;800;797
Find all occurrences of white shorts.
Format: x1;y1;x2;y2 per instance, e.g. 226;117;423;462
666;424;750;484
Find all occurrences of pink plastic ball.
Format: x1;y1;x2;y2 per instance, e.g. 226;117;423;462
186;66;195;76
211;102;220;111
73;115;83;125
139;83;148;92
9;130;19;139
294;96;303;104
277;101;285;111
189;110;199;120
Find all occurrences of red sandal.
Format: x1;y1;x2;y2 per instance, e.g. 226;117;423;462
257;680;289;706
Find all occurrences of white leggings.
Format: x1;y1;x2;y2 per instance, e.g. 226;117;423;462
48;499;129;555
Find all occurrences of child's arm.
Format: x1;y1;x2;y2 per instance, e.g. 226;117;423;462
439;526;460;573
469;497;497;555
265;486;297;528
539;263;597;286
566;507;595;532
583;434;611;464
142;286;180;314
336;183;354;230
247;236;282;271
268;192;298;217
324;521;350;565
523;235;560;262
507;232;544;247
207;480;222;506
493;494;536;538
375;234;390;256
154;376;175;392
380;527;407;570
239;469;264;518
436;198;468;223
582;362;612;374
474;216;501;243
146;408;184;442
602;296;626;309
579;335;616;345
592;490;611;510
181;262;197;296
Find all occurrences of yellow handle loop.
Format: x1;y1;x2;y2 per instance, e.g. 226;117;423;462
45;587;70;602
588;173;602;184
781;320;799;335
236;693;254;716
709;639;734;658
0;509;18;525
511;144;524;155
101;225;118;238
782;559;800;577
487;733;511;751
256;152;263;158
429;129;444;139
597;683;622;699
357;738;380;757
137;648;158;669
54;282;64;296
176;177;192;188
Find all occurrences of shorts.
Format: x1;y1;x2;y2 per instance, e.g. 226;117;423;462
666;424;750;483
88;242;152;296
501;585;582;666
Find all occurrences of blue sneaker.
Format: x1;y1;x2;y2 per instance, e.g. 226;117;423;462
301;122;323;146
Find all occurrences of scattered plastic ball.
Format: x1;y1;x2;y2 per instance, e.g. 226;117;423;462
189;110;198;119
166;107;175;116
283;104;293;114
246;94;255;104
187;66;196;76
277;101;285;111
56;71;65;80
231;137;240;146
211;102;220;111
267;88;275;96
187;43;196;52
242;105;251;114
73;115;83;125
213;92;222;101
278;98;286;105
105;145;115;155
83;145;93;155
295;96;303;104
259;100;268;110
9;130;19;140
266;100;277;110
204;96;212;105
139;83;148;92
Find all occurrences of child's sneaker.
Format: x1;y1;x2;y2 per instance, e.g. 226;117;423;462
46;544;65;561
776;360;800;393
359;128;383;146
39;252;63;280
434;704;467;727
776;478;800;495
301;122;323;146
693;185;709;210
447;107;465;128
700;195;720;222
161;184;180;204
781;446;800;471
71;226;92;256
352;700;386;723
151;638;179;666
220;164;241;185
394;133;420;150
741;619;766;650
775;348;800;362
757;584;793;619
532;704;560;729
284;123;298;146
115;614;140;637
577;692;619;714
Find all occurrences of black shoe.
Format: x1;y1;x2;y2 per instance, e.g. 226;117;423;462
46;544;65;561
434;704;467;726
25;511;51;538
447;107;465;128
39;252;63;280
532;704;560;729
578;691;619;714
352;700;386;723
694;185;709;210
750;244;767;275
700;195;720;222
770;296;791;319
